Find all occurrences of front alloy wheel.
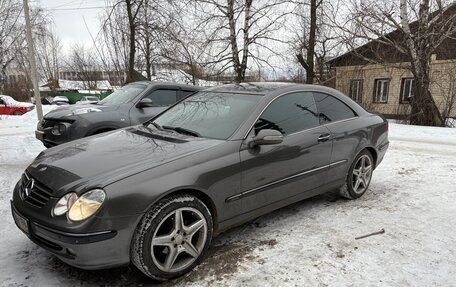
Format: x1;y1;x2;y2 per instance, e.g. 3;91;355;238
131;194;213;281
151;207;207;273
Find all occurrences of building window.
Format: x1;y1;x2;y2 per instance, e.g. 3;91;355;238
349;80;363;103
373;79;389;103
400;78;415;103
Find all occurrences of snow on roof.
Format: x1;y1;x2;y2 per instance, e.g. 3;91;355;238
57;79;113;90
0;95;34;107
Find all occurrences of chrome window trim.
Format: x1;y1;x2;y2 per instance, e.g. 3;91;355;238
226;159;347;202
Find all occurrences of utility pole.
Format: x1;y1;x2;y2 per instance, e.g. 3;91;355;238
23;0;43;120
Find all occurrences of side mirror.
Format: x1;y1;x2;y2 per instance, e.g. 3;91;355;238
137;98;155;108
248;129;283;148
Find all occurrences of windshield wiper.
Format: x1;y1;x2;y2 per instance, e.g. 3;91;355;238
142;118;159;128
162;125;200;137
150;121;162;130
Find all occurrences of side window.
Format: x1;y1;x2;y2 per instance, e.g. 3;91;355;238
313;92;356;124
0;98;4;105
145;89;177;106
178;90;196;101
373;79;390;103
254;92;319;135
349;79;363;103
400;78;415;104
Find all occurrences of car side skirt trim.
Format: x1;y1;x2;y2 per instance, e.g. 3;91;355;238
226;159;347;202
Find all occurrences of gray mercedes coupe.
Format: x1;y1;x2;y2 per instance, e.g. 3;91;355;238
11;82;389;280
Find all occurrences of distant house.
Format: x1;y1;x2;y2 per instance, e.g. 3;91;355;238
327;6;456;120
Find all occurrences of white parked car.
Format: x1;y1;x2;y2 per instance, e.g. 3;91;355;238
51;96;70;105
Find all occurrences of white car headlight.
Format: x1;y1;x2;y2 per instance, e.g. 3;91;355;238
71;108;101;115
68;189;106;221
53;192;78;216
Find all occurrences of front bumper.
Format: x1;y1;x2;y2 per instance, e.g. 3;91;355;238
35;118;87;147
11;199;140;270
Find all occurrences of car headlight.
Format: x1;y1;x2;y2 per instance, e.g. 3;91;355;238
53;192;78;216
51;123;69;136
68;189;106;221
71;108;101;115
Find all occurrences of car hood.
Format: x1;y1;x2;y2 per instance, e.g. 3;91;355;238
43;104;118;119
27;125;223;197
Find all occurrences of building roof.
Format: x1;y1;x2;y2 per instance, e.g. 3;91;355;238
327;3;456;67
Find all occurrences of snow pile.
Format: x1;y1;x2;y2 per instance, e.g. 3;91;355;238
389;122;456;145
0;121;455;286
0;105;56;164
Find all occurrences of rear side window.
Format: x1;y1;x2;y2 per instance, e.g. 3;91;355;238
313;92;356;124
145;89;177;106
179;90;196;100
254;92;319;135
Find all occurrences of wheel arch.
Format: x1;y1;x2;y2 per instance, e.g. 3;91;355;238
164;189;219;234
364;146;378;168
86;126;118;136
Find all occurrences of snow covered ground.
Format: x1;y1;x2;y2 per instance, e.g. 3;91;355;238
0;113;455;286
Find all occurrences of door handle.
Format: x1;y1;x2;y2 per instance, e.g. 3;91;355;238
317;133;331;142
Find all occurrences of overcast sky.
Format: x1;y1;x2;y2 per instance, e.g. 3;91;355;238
36;0;105;53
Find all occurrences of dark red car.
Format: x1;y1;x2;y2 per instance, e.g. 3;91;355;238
0;95;34;115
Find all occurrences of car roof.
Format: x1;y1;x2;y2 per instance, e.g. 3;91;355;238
129;81;201;91
205;82;302;95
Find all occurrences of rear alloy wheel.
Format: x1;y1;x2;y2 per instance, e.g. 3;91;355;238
131;194;213;281
340;150;374;199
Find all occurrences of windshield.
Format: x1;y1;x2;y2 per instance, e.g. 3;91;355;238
98;84;146;105
152;92;261;140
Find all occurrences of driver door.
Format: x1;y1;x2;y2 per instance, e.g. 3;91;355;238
237;92;333;212
129;89;178;124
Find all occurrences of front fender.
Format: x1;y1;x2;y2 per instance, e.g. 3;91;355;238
101;141;243;224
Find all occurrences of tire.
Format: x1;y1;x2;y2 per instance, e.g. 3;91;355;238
13;110;24;115
131;194;213;281
339;150;374;199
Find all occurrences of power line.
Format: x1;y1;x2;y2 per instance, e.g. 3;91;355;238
47;5;113;11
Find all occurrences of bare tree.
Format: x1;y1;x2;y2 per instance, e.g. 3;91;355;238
66;44;101;90
125;0;144;82
35;27;61;88
1;1;58;99
152;1;214;85
0;0;23;91
295;0;321;84
293;0;341;84
338;0;456;126
194;0;290;83
99;3;130;86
